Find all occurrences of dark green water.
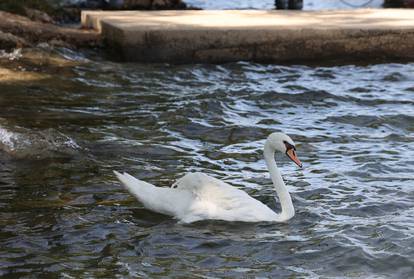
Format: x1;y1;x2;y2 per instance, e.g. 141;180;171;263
0;48;413;278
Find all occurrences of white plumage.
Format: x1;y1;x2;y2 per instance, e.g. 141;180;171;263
114;132;302;223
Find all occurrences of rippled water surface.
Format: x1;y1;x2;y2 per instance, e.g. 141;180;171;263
0;50;413;278
185;0;383;10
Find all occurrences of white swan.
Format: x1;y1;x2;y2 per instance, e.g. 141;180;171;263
114;132;302;223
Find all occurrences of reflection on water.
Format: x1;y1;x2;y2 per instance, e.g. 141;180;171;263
0;48;413;278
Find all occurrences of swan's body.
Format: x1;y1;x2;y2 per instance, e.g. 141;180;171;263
114;132;302;223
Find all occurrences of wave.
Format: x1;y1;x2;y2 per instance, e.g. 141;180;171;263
253;90;348;106
325;114;414;132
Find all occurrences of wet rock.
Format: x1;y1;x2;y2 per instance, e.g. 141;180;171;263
0;120;80;160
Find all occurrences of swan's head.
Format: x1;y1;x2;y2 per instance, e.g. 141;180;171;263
266;132;302;168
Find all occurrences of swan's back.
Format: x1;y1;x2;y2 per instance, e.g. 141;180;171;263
173;172;250;205
172;172;277;222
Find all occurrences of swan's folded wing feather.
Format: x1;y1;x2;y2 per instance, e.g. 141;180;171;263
173;172;276;222
173;172;228;191
173;172;253;203
182;185;276;222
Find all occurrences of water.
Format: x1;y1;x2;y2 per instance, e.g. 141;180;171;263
185;0;383;10
0;48;413;278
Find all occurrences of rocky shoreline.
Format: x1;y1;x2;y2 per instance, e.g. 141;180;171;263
1;1;413;58
0;11;100;50
0;0;191;51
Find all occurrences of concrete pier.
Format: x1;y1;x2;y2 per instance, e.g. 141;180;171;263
81;9;414;63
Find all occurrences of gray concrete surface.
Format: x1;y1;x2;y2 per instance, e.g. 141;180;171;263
81;9;414;63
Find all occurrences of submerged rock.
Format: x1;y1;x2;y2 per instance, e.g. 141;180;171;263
0;119;81;160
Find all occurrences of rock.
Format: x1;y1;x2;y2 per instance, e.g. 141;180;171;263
0;31;27;50
0;11;100;49
24;8;55;24
48;38;72;48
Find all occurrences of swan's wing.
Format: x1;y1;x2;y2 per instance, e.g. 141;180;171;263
172;172;255;204
172;172;276;222
114;171;193;218
172;172;227;192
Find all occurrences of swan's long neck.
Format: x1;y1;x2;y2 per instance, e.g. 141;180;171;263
264;141;295;221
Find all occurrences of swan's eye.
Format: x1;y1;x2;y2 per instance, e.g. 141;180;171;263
283;141;296;151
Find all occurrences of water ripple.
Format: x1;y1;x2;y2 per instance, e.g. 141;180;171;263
0;57;413;278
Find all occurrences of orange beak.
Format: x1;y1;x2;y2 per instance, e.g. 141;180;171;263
286;149;302;168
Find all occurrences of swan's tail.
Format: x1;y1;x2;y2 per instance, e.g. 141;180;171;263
114;171;155;198
113;171;191;217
